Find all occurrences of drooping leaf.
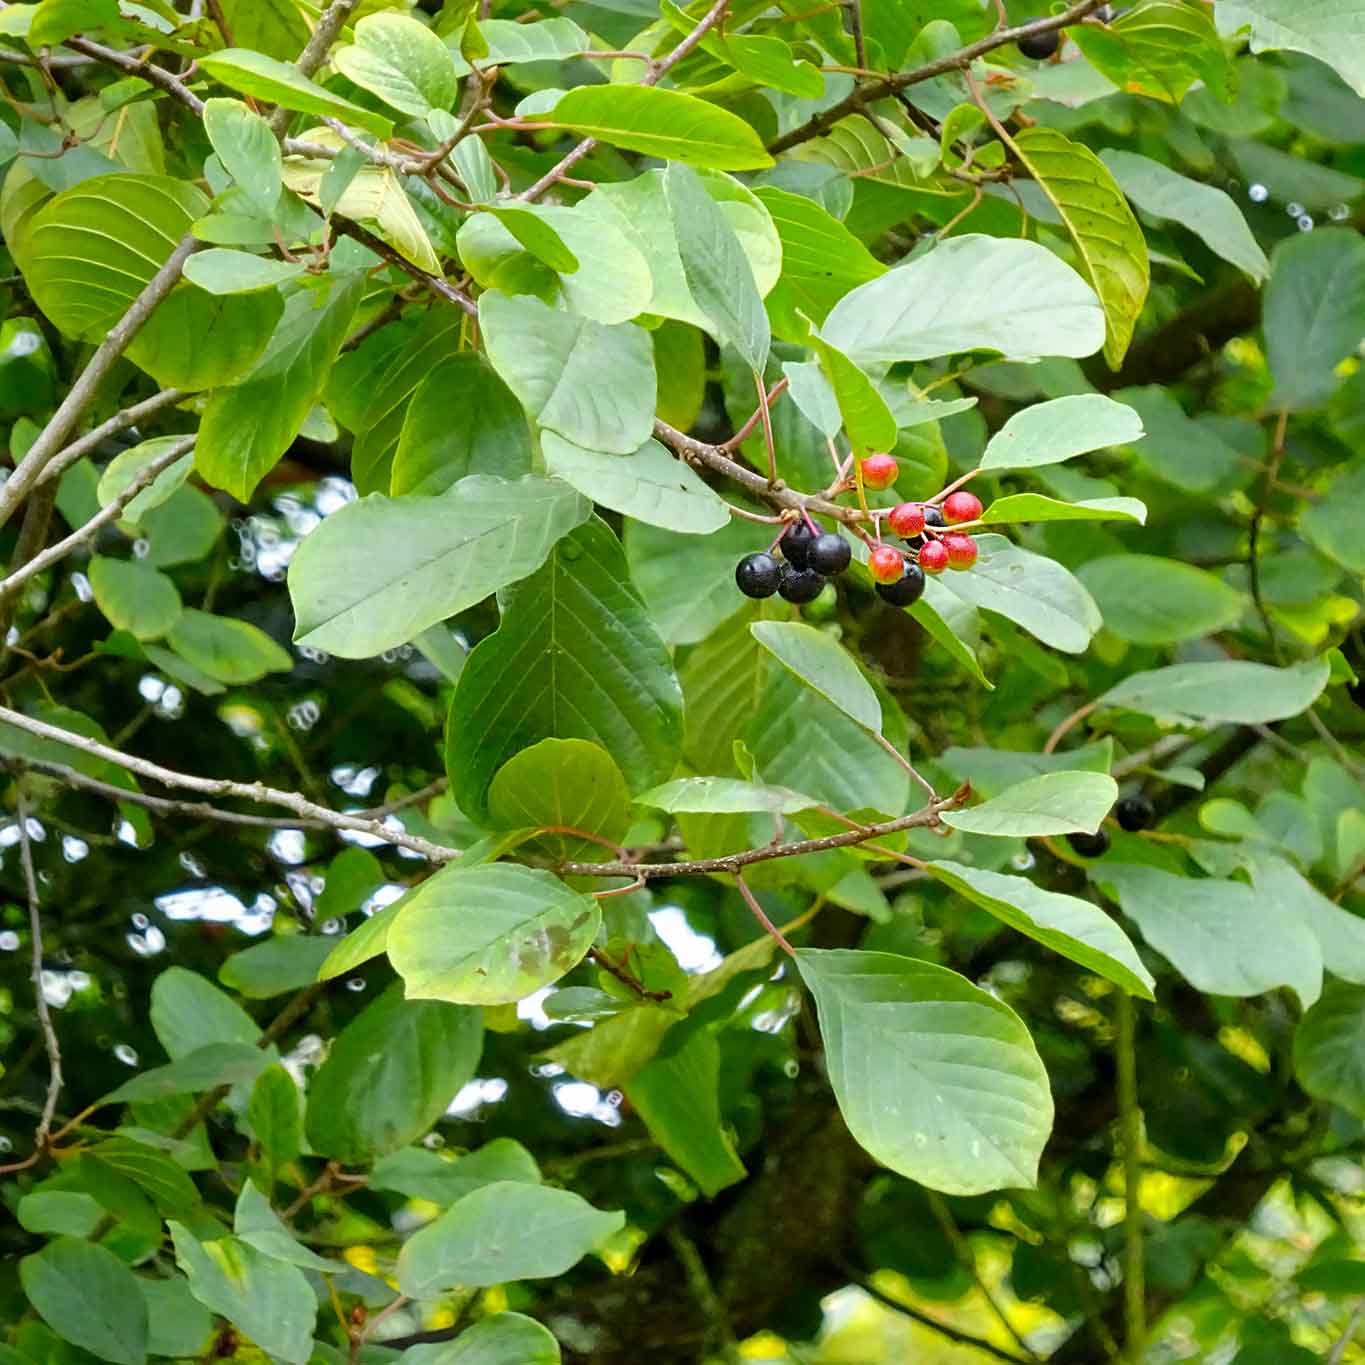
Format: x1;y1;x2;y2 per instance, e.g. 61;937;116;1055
20;1238;148;1365
942;771;1118;837
978;394;1144;471
333;13;460;117
99;1043;270;1105
1217;0;1365;99
182;248;306;294
219;936;336;998
397;1183;624;1297
203;98;282;215
246;1064;303;1180
1012;127;1150;370
88;556;182;641
288;474;591;658
1072;1;1235;105
233;1182;336;1272
1098;657;1331;725
750;620;882;733
369;1137;542;1204
979;493;1147;526
446;517;684;822
1295;981;1365;1119
634;776;817;816
1078;555;1247;644
304;985;482;1163
796;948;1053;1194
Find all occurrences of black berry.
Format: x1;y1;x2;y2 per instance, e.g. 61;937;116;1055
778;564;826;604
808;532;851;575
922;505;946;529
780;521;818;569
735;552;781;598
1067;829;1110;858
876;562;926;607
1115;795;1155;832
1018;28;1060;59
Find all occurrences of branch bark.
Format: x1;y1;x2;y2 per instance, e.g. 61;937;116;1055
16;782;62;1152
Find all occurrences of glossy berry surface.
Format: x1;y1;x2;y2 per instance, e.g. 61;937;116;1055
918;539;949;574
808;532;851;575
888;502;925;537
860;454;899;490
943;491;983;524
735;552;780;598
943;532;978;570
778;564;826;603
1018;27;1060;59
868;545;904;584
1115;795;1155;832
876;562;925;607
923;504;946;529
780;520;818;568
1067;830;1111;858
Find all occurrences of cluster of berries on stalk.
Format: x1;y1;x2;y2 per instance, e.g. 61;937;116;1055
734;453;984;609
1067;794;1156;859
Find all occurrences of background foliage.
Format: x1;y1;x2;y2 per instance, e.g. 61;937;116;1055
1;0;1365;1361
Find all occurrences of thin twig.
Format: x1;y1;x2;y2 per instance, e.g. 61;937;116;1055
1328;1300;1365;1365
872;729;938;800
334;220;478;316
35;388;189;490
1116;990;1145;1363
736;874;796;956
268;0;364;132
1248;407;1287;663
0;438;194;601
17;782;62;1152
1044;701;1098;754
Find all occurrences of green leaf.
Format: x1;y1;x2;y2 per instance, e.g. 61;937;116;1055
288;474;591;658
199;49;394;138
479;291;655;454
1098;657;1331;725
219;936;336;998
548;85;773;171
165;610;293;684
397;1182;624;1297
401;1314;561;1365
197;274;362;500
477;16;588;64
218;0;309;60
1012;127;1149;370
807;332;898;452
317;899;404;980
942;771;1118;837
304;985;482;1163
1217;0;1365;99
182;247;305;294
17;1191;102;1238
100;1043;270;1104
1298;1260;1365;1298
624;1029;746;1196
665;161;770;373
370;1137;542;1204
1113;384;1247;493
1301;458;1365;575
246;1064;303;1179
754;186;884;338
634;776;816;816
579;169;781;333
85;1135;199;1213
1072;1;1234;104
1264;228;1365;410
1095;863;1322;1007
98;440;192;525
203;98;282;216
481;205;579;274
391;356;530;497
980;493;1147;526
1296;981;1365;1117
88;556;182;641
823;234;1104;366
128;284;284;391
1246;852;1365;988
909;595;992;688
333;13;459;117
21;173;205;341
487;737;631;863
978;394;1144;470
1100;149;1268;283
169;1225;315;1365
750;620;882;733
1078;555;1247;644
151;965;259;1057
141;1279;213;1361
388;864;600;1005
796;948;1053;1194
233;1182;336;1272
927;860;1154;998
542;432;728;535
20;1238;148;1365
141;485;224;568
447;517;684;822
926;534;1101;654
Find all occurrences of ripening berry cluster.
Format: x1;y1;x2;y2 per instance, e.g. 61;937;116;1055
733;471;985;610
1067;794;1155;859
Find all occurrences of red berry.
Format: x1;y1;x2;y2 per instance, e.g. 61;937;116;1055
887;502;925;537
860;454;899;491
868;545;904;584
918;539;949;574
943;532;978;570
942;491;983;524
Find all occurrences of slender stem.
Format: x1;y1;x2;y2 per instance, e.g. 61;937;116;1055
268;0;364;132
1116;990;1145;1363
871;729;938;800
1328;1301;1365;1365
0;437;194;601
0;236;200;534
753;369;779;485
736;874;796;956
1306;708;1365;782
1248;407;1287;663
721;376;790;453
1043;700;1097;754
17;783;62;1152
35;388;188;490
334;220;478;316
